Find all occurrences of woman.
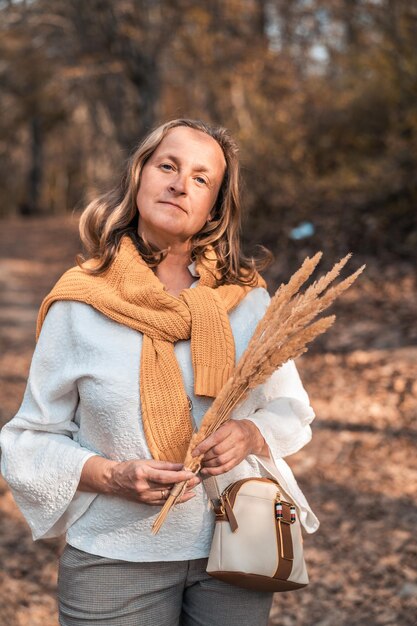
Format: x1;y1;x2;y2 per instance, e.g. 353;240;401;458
0;118;318;626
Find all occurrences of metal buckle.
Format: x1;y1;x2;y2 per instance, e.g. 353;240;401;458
212;498;225;518
186;395;193;411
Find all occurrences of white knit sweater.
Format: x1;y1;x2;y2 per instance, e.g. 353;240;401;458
0;264;319;562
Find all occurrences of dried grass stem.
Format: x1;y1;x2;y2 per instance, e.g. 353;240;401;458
152;253;365;533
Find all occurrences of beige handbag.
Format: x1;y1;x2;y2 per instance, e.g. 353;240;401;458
204;476;309;592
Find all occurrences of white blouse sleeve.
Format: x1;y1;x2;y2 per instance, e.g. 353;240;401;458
0;301;98;540
243;359;316;460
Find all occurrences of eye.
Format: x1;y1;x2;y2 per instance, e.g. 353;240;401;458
160;163;174;171
195;176;207;185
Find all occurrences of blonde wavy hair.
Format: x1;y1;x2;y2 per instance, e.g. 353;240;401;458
77;118;273;286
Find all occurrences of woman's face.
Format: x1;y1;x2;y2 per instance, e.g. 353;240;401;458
136;126;227;248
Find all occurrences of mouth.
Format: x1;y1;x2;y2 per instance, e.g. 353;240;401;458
160;201;186;213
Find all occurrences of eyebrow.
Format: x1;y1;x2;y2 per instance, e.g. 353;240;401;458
158;154;211;174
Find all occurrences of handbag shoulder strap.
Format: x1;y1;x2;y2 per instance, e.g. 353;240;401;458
201;474;221;505
186;395;222;508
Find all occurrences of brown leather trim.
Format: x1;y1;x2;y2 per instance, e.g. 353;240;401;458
273;500;294;581
225;477;279;509
222;494;238;532
274;520;293;580
207;570;307;592
212;502;239;532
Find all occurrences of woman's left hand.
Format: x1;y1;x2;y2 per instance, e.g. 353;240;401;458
191;419;266;477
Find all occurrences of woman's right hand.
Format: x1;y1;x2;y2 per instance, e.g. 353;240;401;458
79;456;199;506
109;459;199;505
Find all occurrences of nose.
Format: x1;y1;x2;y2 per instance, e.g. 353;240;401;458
168;172;187;195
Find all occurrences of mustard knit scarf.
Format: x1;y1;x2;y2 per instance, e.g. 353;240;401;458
36;233;267;462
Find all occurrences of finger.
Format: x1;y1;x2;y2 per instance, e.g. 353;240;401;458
148;461;187;470
176;491;197;504
201;450;235;469
147;481;175;490
150;476;199;492
202;440;235;461
147;475;201;490
147;488;171;499
200;459;237;476
147;486;183;499
147;468;195;484
146;490;196;506
192;428;233;457
185;476;201;490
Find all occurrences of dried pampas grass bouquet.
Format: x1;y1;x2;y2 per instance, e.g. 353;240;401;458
152;251;366;534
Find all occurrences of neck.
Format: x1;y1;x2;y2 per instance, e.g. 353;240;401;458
137;228;192;274
151;249;196;297
157;250;192;274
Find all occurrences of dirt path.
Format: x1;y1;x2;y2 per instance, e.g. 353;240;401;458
1;217;416;626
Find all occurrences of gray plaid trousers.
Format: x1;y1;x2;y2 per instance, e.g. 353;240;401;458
58;544;274;626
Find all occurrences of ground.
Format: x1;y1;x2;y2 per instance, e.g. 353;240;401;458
0;216;416;626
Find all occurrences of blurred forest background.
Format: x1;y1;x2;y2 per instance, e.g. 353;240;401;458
1;0;417;262
0;1;416;625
